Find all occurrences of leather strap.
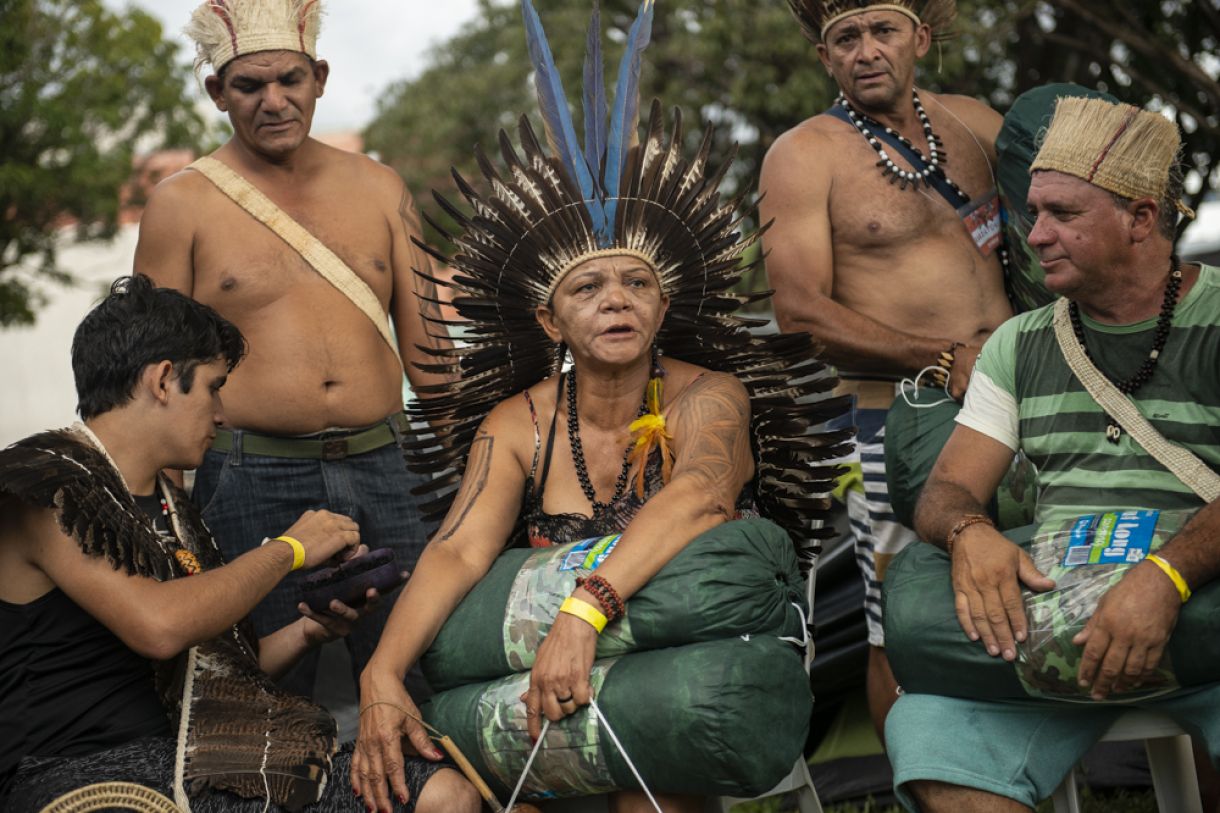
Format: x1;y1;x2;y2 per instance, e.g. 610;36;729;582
1052;297;1220;502
189;156;401;361
212;415;407;460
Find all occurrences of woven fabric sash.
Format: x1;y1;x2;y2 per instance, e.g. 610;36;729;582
1052;297;1220;502
189;156;401;361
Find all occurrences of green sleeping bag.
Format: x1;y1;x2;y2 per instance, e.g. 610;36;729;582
421;635;811;799
884;510;1220;701
422;518;807;691
883;393;1037;531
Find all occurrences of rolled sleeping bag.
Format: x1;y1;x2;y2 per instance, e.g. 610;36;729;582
422;518;808;691
884;509;1220;701
883;395;1037;531
422;635;811;800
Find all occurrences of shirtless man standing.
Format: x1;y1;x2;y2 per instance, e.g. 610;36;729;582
135;0;447;700
761;0;1013;736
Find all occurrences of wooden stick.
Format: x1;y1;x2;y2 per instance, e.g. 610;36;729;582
436;735;505;812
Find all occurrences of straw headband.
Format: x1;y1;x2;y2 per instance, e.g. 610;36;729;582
186;0;322;73
821;3;921;38
1031;96;1181;204
549;249;661;300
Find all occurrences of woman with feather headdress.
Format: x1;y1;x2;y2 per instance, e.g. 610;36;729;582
352;2;848;809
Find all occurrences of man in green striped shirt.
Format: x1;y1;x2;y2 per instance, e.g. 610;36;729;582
885;96;1220;811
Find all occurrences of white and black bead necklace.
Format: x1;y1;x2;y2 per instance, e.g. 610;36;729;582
837;90;967;199
837;89;1014;299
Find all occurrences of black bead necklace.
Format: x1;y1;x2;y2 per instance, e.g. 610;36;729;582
1068;255;1183;443
566;366;649;510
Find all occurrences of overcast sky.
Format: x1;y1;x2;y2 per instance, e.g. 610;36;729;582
102;1;484;133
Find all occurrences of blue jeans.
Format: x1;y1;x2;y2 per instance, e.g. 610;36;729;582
194;423;429;699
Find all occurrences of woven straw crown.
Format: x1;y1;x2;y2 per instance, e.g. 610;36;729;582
1031;96;1180;201
186;0;322;73
786;0;956;43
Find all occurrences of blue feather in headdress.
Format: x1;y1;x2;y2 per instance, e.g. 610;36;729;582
601;0;654;245
582;2;608;191
521;0;599;209
520;0;656;248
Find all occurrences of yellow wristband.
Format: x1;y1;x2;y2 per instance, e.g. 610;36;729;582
272;535;306;572
559;596;608;634
1146;554;1191;603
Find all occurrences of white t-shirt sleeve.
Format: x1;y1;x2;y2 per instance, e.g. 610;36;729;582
957;368;1019;451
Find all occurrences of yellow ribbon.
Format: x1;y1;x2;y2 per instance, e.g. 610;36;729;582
627;376;673;497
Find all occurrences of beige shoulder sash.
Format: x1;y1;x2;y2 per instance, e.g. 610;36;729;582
1053;297;1220;502
189;155;401;361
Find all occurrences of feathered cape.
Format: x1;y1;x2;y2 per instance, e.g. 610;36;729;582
0;427;336;812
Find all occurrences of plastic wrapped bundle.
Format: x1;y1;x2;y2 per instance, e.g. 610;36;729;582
422;635;811;799
1016;508;1191;699
422;518;807;691
886;507;1220;701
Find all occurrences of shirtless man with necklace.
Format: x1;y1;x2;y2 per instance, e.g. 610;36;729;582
762;0;1013;736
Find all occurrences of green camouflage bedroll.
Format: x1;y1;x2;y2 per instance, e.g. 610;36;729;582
421;635;811;799
884;510;1220;700
883;394;1036;531
422;518;807;691
996;82;1118;313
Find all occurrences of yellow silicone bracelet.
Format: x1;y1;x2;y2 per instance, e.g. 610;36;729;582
273;535;307;572
559;596;608;634
1146;554;1191;603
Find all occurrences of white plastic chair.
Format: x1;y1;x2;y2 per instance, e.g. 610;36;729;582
717;549;824;813
1050;709;1202;813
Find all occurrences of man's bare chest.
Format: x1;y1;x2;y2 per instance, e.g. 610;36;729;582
191;197;393;308
827;131;994;250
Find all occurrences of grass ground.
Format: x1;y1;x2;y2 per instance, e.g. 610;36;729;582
732;787;1159;812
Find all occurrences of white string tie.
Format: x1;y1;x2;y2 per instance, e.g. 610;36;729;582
777;601;810;652
505;718;549;813
589;699;663;813
504;699;663;813
899;365;954;408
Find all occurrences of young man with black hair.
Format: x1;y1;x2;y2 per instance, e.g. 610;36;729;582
0;275;477;811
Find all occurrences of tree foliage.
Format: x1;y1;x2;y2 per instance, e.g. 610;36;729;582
952;0;1220;215
0;0;204;327
365;0;1218;253
365;0;834;247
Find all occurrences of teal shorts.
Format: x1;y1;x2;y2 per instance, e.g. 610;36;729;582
886;684;1220;810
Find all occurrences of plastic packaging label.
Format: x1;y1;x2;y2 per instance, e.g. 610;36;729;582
1062;509;1160;567
558;534;622;571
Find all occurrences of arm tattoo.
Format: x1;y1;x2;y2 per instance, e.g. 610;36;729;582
671;375;753;508
398;185;445;352
435;434;493;542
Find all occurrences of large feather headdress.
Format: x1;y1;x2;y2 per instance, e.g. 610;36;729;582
185;0;323;73
787;0;956;43
408;0;851;563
